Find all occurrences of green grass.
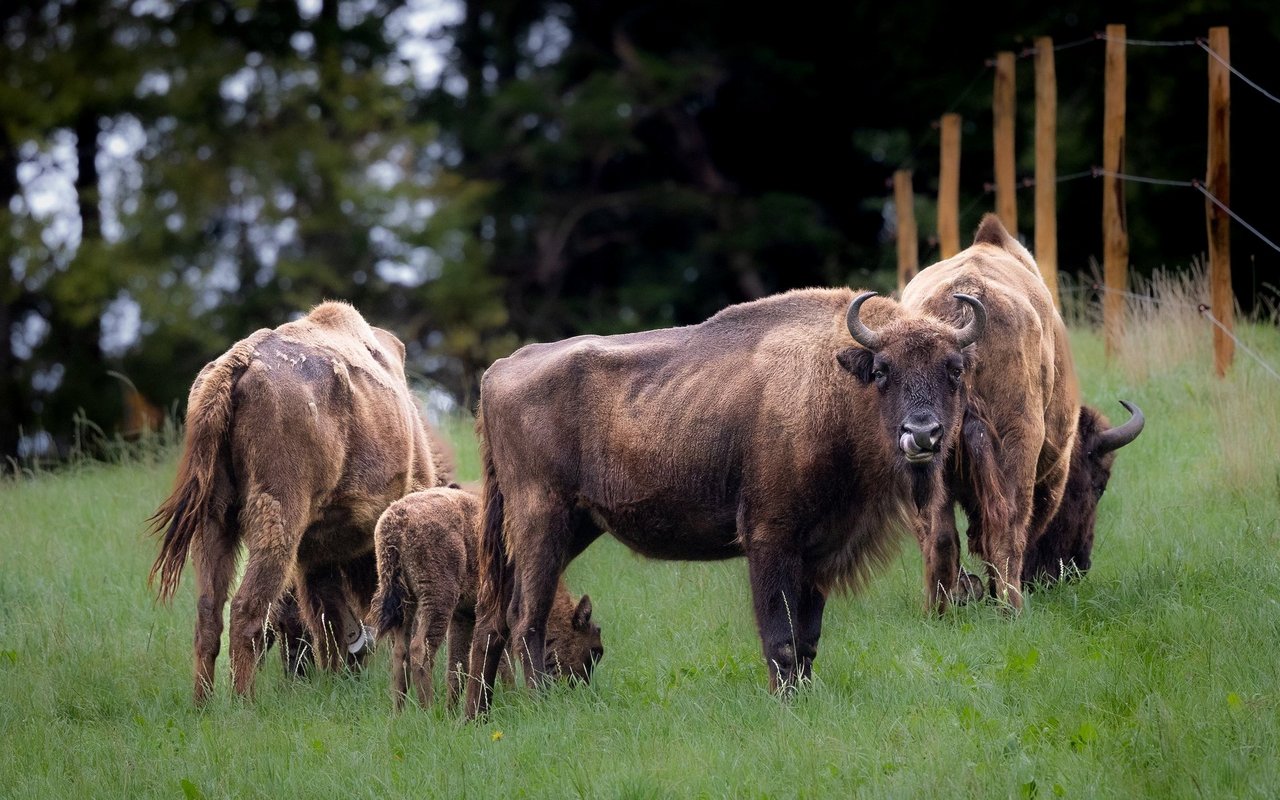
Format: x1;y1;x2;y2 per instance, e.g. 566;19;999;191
2;324;1279;798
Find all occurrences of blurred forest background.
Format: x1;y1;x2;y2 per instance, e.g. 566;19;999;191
3;0;1278;463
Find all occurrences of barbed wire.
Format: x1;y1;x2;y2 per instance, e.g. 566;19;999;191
1096;32;1199;47
1198;306;1280;383
1195;184;1280;257
1197;39;1280;107
1088;284;1280;382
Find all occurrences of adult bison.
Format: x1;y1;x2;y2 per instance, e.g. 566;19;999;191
148;301;442;704
1014;401;1144;583
464;286;987;716
902;215;1142;610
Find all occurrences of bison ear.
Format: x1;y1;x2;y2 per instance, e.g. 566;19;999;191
573;595;593;630
836;348;875;384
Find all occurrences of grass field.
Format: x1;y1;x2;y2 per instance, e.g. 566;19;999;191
2;315;1279;798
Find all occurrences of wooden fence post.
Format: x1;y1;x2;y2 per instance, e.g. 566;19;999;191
1102;24;1128;358
993;51;1017;234
894;169;918;291
938;113;961;259
1206;25;1233;376
1034;36;1060;308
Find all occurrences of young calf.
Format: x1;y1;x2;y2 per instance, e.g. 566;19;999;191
372;486;603;710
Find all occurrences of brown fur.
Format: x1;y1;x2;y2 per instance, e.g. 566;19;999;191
372;487;601;710
147;301;439;704
465;286;987;716
902;215;1080;611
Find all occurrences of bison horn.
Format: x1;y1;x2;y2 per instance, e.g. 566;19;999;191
1094;400;1145;455
845;291;884;351
952;294;987;349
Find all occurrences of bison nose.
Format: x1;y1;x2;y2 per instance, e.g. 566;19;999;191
902;415;943;451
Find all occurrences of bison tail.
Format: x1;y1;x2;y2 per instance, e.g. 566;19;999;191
475;412;513;627
146;338;257;602
372;534;407;640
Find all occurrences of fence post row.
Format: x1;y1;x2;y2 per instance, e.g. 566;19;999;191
898;24;1239;379
1206;25;1233;376
1102;24;1128;359
894;169;919;292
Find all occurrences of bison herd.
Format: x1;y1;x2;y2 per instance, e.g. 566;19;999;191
148;215;1142;717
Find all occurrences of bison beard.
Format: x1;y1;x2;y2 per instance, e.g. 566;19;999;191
148;301;442;704
464;286;986;717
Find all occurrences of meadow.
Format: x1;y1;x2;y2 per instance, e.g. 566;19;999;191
2;292;1278;798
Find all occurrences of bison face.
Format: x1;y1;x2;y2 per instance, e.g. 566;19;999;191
545;595;604;684
1025;401;1144;584
838;292;985;469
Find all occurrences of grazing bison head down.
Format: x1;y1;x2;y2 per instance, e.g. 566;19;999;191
544;595;603;683
838;291;986;468
1024;400;1145;583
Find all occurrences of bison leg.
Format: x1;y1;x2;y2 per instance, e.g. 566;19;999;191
507;503;571;690
746;543;808;694
191;519;237;705
464;592;507;718
923;502;963;614
389;615;411;711
229;492;299;698
446;610;475;708
410;602;450;709
795;584;826;683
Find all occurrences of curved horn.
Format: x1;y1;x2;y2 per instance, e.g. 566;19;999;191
845;291;884;351
952;293;987;349
1094;400;1145;455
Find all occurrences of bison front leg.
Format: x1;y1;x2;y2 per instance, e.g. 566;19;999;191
921;503;963;614
746;543;808;694
795;584;826;683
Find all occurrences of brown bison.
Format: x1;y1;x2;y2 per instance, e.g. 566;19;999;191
1012;401;1143;583
148;301;441;704
903;215;1142;609
464;286;987;716
372;485;602;710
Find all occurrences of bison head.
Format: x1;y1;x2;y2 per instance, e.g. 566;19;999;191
1024;401;1145;584
544;594;604;684
838;291;986;468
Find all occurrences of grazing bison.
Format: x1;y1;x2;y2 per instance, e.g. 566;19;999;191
372;485;602;710
1016;401;1144;583
903;215;1143;609
464;286;987;716
148;302;441;704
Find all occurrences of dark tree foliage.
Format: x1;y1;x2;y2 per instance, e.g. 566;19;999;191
1;0;1277;463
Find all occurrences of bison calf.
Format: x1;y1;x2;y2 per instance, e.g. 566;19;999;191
372;486;602;710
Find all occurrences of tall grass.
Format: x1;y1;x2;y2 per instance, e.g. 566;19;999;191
2;288;1278;798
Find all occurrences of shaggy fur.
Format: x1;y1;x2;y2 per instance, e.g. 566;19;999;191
148;301;441;704
465;286;987;717
372;486;602;710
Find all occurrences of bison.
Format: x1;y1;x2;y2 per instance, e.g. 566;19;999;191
1014;401;1143;583
148;301;442;704
464;286;987;716
903;215;1143;610
372;485;602;710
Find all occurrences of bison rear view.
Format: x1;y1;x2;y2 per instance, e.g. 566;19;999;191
464;284;989;716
